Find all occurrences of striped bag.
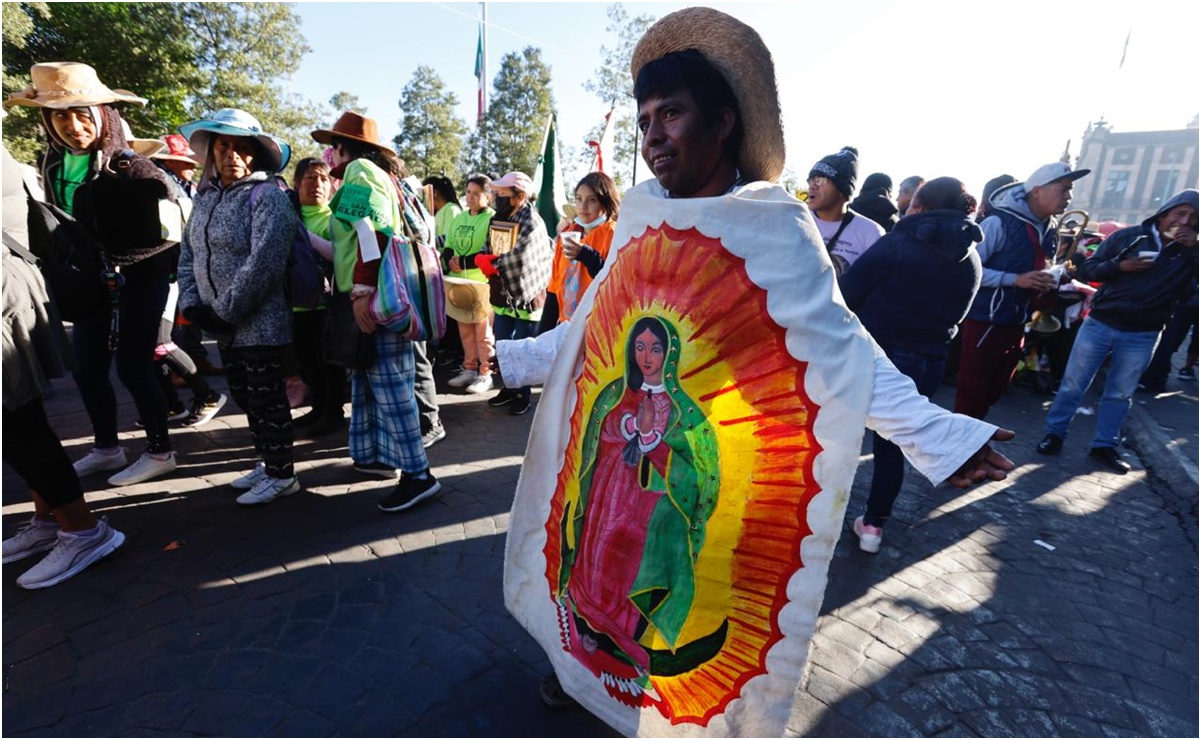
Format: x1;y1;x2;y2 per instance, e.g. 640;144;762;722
369;178;445;342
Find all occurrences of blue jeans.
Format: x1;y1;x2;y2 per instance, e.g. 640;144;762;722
1045;317;1160;449
493;312;539;399
865;345;946;528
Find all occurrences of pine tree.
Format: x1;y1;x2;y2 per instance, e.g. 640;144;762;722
393;66;468;181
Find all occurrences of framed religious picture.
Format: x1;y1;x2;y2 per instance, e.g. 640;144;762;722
489;221;520;256
421;183;436;216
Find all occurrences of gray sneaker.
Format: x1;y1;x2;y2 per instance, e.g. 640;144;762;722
16;520;125;589
2;517;60;564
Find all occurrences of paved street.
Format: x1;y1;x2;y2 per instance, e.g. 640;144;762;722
4;349;1197;737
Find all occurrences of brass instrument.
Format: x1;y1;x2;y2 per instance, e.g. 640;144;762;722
1053;209;1090;266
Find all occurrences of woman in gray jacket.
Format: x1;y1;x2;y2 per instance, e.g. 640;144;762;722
177;109;300;506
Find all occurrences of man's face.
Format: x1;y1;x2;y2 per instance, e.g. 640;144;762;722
806;175;845;214
1027;179;1074;220
1158;204;1199;248
897;189;915;213
50;108;98;151
637;90;732;198
163;159;196;183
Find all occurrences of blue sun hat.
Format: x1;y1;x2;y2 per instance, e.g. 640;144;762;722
178;108;290;173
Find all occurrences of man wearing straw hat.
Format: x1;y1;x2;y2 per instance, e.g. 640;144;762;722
498;9;1015;735
4;62;182;489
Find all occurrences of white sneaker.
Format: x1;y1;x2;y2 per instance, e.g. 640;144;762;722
73;447;127;478
16;520;125;589
230;462;267;490
465;374;494;395
853;516;883;554
447;369;479;388
107;452;177;487
236;475;300;506
2;517;60;564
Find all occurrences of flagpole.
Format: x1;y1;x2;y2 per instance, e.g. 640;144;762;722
481;2;488;121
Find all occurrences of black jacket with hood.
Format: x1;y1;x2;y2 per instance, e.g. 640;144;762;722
839;209;984;356
41;105;177;275
1077;189;1199;333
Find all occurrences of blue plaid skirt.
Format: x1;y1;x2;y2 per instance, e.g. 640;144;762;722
349;332;429;472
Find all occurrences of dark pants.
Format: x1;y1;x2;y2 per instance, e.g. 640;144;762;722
293;309;347;420
156;317;212;409
3;397;84;509
1142;303;1198;387
72;270;171;453
220;345;294;478
411;340;441;433
865;346;946;528
493;313;540;400
954;319;1025;420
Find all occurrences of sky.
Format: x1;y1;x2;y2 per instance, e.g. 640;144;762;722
292;0;1199;196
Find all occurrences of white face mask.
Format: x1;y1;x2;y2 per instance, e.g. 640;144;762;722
574;213;607;231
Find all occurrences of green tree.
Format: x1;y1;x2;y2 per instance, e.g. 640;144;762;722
183;3;322;168
393;65;467;181
468;46;556;177
2;2;199;163
577;4;656;188
2;2;321;170
328;91;366;116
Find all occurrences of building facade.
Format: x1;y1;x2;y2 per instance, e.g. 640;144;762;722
1073;117;1199;225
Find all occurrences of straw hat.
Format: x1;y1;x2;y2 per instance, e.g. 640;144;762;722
444;277;492;323
179;108;291;174
630;7;785;184
152;133;202;164
311;111;391;154
4;62;147;109
120;119;165;158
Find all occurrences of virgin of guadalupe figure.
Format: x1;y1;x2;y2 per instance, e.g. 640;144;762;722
556;315;724;681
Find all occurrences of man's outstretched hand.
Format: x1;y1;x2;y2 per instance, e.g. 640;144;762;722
947;429;1016;489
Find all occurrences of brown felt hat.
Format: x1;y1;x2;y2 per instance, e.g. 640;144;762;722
311;111;391;153
630;7;785;184
4;62;146;109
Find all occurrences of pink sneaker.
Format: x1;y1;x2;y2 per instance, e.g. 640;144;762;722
853;516;883;554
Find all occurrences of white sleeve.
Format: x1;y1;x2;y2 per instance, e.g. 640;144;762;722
866;343;1000;485
497;321;572;388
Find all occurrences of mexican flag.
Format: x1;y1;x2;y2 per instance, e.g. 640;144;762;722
533;114;567;238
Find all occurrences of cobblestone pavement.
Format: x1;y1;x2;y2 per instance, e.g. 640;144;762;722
4;351;1196;737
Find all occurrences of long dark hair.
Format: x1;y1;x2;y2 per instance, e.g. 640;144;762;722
626;316;669;390
576;171;620;221
334;136;407;179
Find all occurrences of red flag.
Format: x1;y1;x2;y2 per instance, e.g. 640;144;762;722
587;107;615;174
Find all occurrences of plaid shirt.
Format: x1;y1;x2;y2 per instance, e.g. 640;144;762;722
491;202;552;311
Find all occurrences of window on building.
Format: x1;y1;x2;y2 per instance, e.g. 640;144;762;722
1161;145;1188;164
1102;170;1130;209
1112;148;1136;165
1149;170;1179;209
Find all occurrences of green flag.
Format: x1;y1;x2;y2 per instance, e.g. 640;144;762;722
532;114;566;238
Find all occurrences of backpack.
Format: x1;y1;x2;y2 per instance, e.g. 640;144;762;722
369;176;445;342
24;184;118;324
249;178;328;310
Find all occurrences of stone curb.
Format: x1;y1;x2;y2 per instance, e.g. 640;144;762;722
1125;400;1198;547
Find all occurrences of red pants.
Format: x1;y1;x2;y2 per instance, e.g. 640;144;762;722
954;319;1026;420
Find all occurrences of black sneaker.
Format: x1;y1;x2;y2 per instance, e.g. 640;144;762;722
1089;446;1132;474
353;462;399;478
378;472;442;512
509;395;532;416
1035;433;1063;455
488;388;518;407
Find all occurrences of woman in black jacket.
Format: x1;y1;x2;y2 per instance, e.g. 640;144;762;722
5;62;180;487
838;177;983;553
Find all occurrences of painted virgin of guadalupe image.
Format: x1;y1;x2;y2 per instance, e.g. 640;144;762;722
555;315;726;686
